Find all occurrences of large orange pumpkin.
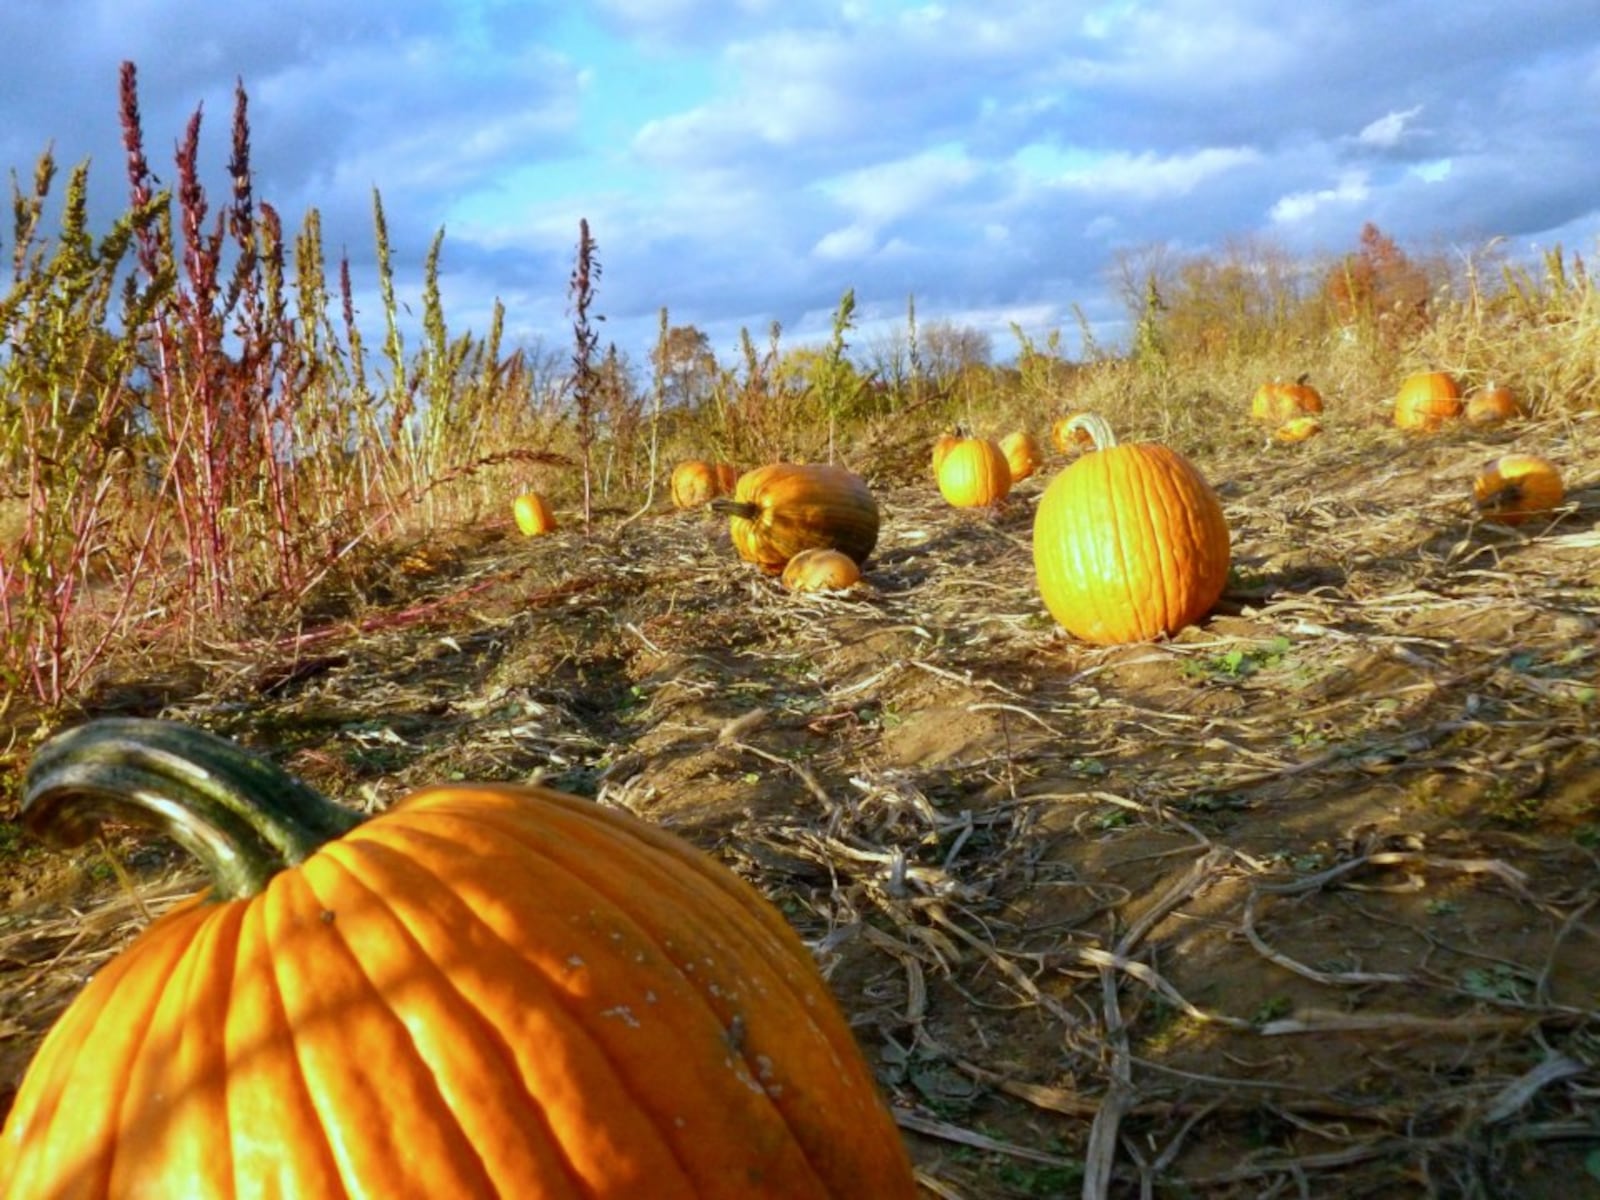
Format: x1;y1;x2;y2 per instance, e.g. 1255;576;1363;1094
1251;376;1323;422
1;720;917;1199
1394;371;1462;431
998;431;1043;482
712;463;880;573
1473;454;1564;525
936;437;1012;507
930;432;961;475
513;492;558;536
1033;414;1231;645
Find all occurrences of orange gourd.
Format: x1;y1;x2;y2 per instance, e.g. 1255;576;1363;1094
936;437;1012;507
670;460;729;508
513;491;558;536
712;463;880;573
1251;376;1323;422
1473;454;1564;525
0;719;917;1199
1464;382;1522;427
781;547;861;592
1033;413;1231;645
1394;371;1462;431
930;432;961;475
998;431;1043;482
1050;412;1094;454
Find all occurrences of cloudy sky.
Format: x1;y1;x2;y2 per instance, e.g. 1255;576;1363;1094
2;0;1597;369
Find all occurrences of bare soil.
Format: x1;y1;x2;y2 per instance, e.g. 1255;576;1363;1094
4;410;1600;1197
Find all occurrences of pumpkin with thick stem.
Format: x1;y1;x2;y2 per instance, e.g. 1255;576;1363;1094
936;436;1011;507
1049;412;1094;455
513;491;557;536
0;719;917;1199
1394;371;1462;432
1032;413;1231;646
1473;454;1564;525
1251;375;1323;423
712;463;879;573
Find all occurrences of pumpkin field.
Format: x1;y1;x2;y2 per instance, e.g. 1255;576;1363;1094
4;70;1600;1197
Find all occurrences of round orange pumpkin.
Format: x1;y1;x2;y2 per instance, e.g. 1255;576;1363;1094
713;463;880;573
1033;414;1231;645
1473;454;1564;525
936;437;1012;507
1464;382;1522;427
781;547;861;592
1;719;917;1199
930;432;961;475
670;460;727;509
998;431;1043;482
1251;376;1323;422
1394;371;1462;432
513;491;558;536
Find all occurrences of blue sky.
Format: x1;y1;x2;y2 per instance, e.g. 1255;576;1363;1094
2;0;1597;371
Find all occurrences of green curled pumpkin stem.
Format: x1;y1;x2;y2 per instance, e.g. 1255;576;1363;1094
22;718;364;901
1063;411;1118;452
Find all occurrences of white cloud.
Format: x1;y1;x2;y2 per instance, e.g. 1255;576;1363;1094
1021;145;1262;198
813;224;877;261
1358;106;1424;148
1270;171;1371;224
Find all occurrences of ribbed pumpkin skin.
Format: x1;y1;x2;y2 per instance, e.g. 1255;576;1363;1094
722;464;879;573
1394;371;1462;431
930;434;960;475
513;492;557;536
0;784;916;1199
936;438;1012;507
670;460;724;508
1033;443;1231;645
1251;380;1323;422
998;431;1043;482
1465;384;1522;426
781;547;861;592
1473;453;1564;525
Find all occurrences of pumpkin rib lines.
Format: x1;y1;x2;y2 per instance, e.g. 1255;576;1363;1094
318;836;617;1199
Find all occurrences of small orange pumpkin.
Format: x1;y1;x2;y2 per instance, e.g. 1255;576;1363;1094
513;491;558;536
1394;371;1462;432
1050;412;1095;454
1473;454;1564;525
712;463;880;573
936;437;1012;507
930;432;961;475
1464;382;1523;427
670;460;728;508
1;720;918;1198
1033;413;1231;646
1252;375;1323;422
998;431;1043;483
1273;416;1323;444
781;547;861;592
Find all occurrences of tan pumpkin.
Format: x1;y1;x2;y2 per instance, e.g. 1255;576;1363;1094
1464;382;1523;427
936;437;1012;507
1251;375;1324;422
1394;371;1462;431
1273;416;1323;444
998;431;1043;482
712;463;880;573
781;547;861;592
513;491;558;536
1050;411;1095;454
1473;454;1564;525
670;460;727;509
1033;413;1231;645
1;719;918;1199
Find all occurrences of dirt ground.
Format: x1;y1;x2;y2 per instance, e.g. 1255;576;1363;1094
3;409;1599;1197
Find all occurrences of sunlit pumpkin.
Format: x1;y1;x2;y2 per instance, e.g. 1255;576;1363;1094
512;491;558;536
713;462;739;494
1394;371;1462;432
1033;413;1231;646
1273;416;1323;444
930;432;961;475
712;463;880;573
1464;382;1523;427
1251;375;1323;423
780;547;861;592
1050;412;1095;455
670;460;727;509
0;719;918;1199
936;437;1012;507
998;431;1043;482
1473;454;1564;526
